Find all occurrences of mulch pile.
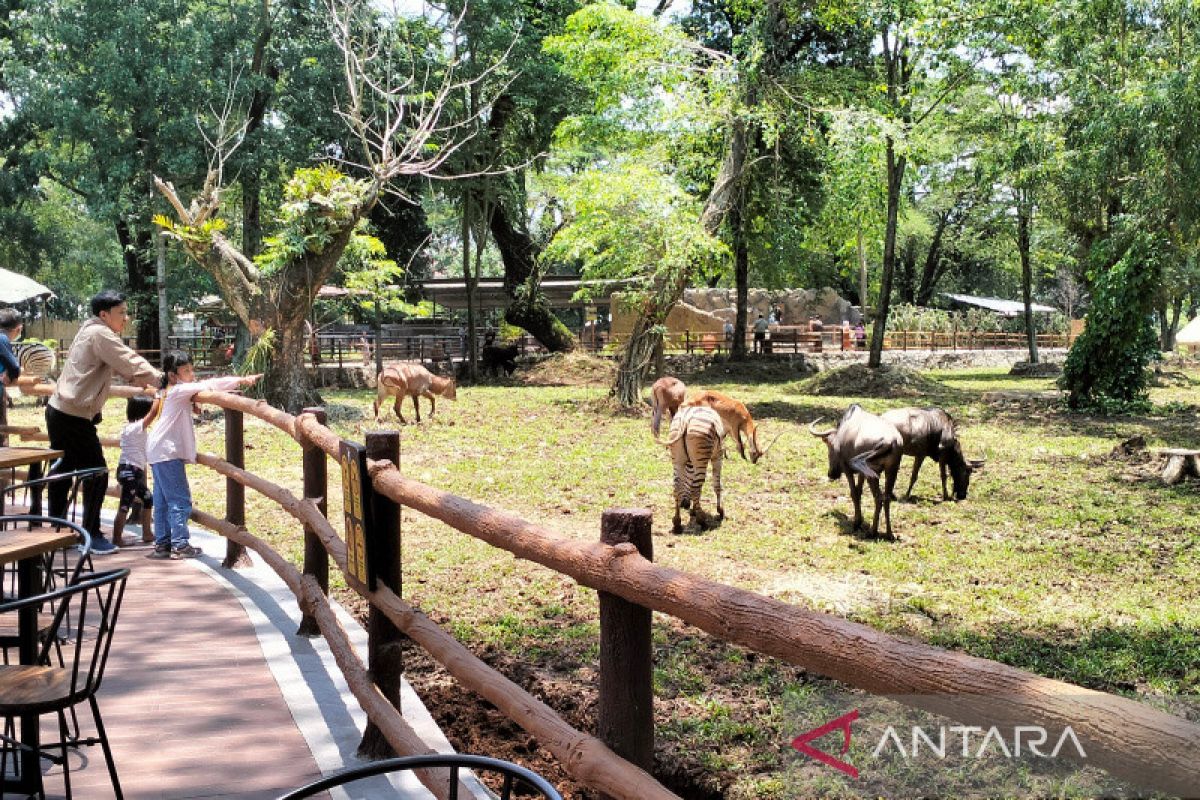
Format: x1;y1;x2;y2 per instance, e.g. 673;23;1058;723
798;363;947;397
517;352;617;387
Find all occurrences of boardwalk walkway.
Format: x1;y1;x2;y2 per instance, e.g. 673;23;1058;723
27;525;456;800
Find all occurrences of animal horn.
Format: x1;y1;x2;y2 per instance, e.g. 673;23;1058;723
808;418;835;438
759;430;785;457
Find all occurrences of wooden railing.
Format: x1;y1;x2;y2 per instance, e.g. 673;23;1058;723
591;329;1075;356
4;383;1197;796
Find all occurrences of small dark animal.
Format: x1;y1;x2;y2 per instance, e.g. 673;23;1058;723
481;343;519;377
880;407;985;501
809;404;903;540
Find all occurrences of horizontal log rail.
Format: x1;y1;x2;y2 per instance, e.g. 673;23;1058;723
8;382;1197;795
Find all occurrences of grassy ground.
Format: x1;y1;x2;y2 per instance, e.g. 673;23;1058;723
10;361;1198;798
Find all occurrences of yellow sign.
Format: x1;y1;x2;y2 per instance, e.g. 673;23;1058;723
339;442;372;589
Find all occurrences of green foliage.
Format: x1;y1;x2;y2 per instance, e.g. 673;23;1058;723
254;167;370;276
1062;235;1163;413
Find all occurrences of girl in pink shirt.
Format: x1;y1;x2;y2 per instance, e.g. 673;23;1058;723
144;350;260;559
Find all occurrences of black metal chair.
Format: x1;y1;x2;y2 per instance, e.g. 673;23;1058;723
276;754;563;800
0;467;109;530
0;515;94;654
0;567;128;800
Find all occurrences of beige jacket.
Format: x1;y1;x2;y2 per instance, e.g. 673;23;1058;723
49;318;161;420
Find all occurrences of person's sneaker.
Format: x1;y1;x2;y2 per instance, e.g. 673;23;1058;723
170;544;203;560
146;544;172;560
89;538;120;556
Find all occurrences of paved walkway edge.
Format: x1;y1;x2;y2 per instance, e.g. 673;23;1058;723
181;525;489;799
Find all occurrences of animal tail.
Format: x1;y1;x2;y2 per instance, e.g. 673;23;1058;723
849;442;892;480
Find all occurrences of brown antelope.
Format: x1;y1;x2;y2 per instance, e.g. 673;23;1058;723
663;405;725;533
650;376;687;438
683;390;780;464
374;364;457;423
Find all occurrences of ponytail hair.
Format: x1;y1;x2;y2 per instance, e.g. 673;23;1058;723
161;349;193;388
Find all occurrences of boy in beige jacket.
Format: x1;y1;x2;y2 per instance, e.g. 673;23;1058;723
47;290;161;554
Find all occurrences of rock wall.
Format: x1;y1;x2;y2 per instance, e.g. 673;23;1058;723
683;287;862;326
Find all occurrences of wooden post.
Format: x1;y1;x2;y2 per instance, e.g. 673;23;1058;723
297;407;329;637
597;508;654;784
222;409;251;568
358;430;404;759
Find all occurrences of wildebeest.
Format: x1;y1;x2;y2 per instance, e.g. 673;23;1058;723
809;404;903;540
880;407;984;501
663;405;725;533
650;376;687;438
683;389;780;464
374;364;457;423
481;343;519;377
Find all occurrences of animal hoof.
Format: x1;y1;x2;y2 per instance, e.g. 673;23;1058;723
680;497;691;510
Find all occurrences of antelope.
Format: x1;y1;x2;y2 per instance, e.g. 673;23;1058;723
374;364;457;423
880;407;985;501
663;405;725;533
809;404;903;540
683;390;780;463
650;376;687;438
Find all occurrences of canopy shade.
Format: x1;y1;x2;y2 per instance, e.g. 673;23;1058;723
942;292;1057;317
0;268;54;304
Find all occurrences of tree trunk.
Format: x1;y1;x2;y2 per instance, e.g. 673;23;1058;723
263;316;322;414
116;219;159;351
856;226;869;319
869;140;905;368
915;211;951;306
731;201;749;360
463;192;478;381
1018;196;1039;364
615;315;663;406
1160;296;1183;351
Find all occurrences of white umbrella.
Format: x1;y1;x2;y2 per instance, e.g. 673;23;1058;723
0;267;54;304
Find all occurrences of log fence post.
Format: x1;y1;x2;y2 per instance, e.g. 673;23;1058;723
297;407;329;637
597;508;654;786
222;408;251;568
359;429;405;759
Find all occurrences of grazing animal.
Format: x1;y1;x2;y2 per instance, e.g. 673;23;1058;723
880;407;985;501
683;390;780;464
12;342;57;379
374;364;457;423
650;376;687;438
663;405;725;533
481;343;519;377
809;404;903;540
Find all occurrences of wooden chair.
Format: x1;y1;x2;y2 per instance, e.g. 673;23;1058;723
0;567;129;799
276;753;563;800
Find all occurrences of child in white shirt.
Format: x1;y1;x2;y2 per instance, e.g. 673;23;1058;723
144;350;260;559
113;396;155;546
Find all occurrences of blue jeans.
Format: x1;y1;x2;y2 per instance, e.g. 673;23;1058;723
151;460;193;549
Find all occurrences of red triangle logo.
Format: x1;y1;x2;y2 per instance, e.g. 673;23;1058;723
791;709;859;778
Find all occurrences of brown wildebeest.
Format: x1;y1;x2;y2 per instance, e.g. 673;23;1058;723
809;404;903;540
374;364;457;423
881;407;985;501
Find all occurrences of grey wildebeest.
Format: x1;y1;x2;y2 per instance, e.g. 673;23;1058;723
374;364;457;423
663;405;725;533
809;404;903;540
650;376;687;438
881;407;985;501
683;389;781;464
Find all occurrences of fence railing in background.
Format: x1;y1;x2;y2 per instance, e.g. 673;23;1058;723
5;380;1198;796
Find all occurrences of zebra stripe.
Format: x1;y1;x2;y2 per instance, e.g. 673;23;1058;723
667;406;725;531
12;343;57;378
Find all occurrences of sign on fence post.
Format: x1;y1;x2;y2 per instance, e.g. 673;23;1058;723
339;440;375;592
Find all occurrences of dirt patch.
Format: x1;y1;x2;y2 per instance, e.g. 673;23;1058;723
517;352;617;387
1009;361;1062;378
797;363;948;397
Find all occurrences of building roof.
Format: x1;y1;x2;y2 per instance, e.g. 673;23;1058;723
1176;316;1200;345
942;293;1058;317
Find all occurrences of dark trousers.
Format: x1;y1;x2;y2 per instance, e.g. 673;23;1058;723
45;405;109;540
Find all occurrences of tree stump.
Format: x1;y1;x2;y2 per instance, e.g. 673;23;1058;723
1160;449;1200;485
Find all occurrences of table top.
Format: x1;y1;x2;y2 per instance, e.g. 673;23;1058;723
0;447;63;470
0;526;77;565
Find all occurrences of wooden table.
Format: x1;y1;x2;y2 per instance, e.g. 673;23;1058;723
0;446;63;517
0;523;78;792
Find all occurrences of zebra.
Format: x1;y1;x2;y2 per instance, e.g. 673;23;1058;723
7;342;57;407
663;405;725;533
12;342;57;379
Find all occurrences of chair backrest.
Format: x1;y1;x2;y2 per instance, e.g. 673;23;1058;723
0;467;108;527
0;568;129;696
275;753;563;800
0;514;93;591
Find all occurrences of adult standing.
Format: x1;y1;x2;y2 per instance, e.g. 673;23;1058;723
47;290;161;554
0;308;23;386
753;314;769;354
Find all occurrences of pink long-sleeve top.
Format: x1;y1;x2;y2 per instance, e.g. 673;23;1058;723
146;376;244;465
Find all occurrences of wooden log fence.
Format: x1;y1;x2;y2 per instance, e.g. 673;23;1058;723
8;381;1199;796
